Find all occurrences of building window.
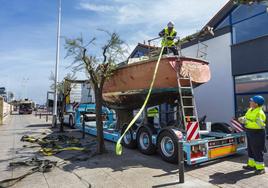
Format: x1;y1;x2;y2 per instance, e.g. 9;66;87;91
133;50;145;58
230;3;268;44
235;72;268;116
231;4;266;23
233;12;268;44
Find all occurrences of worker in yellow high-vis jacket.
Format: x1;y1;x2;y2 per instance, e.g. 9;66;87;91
159;21;178;55
239;95;267;175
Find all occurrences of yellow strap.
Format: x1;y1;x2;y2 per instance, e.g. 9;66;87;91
40;147;85;156
116;46;165;155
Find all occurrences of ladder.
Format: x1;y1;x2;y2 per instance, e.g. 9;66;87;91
176;71;200;140
196;41;208;59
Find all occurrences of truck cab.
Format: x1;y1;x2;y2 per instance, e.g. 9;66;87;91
18;100;33;114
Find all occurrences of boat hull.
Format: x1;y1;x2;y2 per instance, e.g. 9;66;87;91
103;56;210;109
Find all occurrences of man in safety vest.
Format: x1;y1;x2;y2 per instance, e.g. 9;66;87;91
239;95;267;174
147;107;159;125
159;21;178;55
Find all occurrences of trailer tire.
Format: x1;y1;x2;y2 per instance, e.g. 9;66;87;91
158;130;178;163
121;125;137;149
137;126;156;155
69;116;75;128
211;122;234;133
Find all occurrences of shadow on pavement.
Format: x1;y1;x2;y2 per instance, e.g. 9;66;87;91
11;121;268;187
152;181;182;188
209;169;256;185
26;124;51;128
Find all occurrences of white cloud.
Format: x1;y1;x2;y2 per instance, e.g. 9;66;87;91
79;0;229;26
78;0;229;38
79;3;115;12
115;0;228;26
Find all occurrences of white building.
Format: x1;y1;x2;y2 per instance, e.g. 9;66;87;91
181;0;268;122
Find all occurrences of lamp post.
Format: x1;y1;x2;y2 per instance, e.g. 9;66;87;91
52;0;62;127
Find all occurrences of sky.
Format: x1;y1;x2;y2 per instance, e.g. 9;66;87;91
0;0;229;104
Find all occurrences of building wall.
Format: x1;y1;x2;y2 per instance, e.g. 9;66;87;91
0;97;11;125
181;33;234;123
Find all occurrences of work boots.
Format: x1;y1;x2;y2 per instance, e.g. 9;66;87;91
255;169;265;175
242;165;255;171
243;165;266;174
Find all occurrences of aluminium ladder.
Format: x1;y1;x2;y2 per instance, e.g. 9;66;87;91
176;71;199;131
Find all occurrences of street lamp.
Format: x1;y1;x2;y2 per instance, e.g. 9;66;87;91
52;0;62;127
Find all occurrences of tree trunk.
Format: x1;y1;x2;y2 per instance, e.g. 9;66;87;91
59;95;65;132
95;88;106;154
115;109;133;130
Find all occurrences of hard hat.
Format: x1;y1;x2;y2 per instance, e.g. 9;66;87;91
250;95;265;106
167;21;174;28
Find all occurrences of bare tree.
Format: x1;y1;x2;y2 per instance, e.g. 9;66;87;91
49;72;76;132
65;31;127;153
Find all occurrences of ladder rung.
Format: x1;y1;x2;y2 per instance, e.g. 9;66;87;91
180;87;192;89
183;106;195;108
182;96;193;98
184;116;196;118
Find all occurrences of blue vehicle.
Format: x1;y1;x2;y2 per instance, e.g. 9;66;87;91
74;103;247;165
75;103;119;141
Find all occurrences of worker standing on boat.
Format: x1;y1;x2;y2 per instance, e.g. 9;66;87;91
239;95;266;175
159;21;178;55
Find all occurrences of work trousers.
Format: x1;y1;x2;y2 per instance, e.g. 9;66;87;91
246;129;265;163
163;46;178;55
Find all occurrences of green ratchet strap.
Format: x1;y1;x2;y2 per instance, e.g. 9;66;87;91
116;46;165;155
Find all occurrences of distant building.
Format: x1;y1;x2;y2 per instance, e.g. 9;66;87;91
7;92;14;102
0;87;7;102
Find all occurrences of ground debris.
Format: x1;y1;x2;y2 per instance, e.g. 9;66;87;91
20;134;94;156
9;156;57;168
0;157;57;188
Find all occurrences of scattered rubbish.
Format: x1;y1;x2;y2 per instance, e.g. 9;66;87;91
0;157;57;188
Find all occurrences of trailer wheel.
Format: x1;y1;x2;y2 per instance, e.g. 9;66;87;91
137;127;156;155
158;130;178;163
69;116;74;128
211;122;234;133
121;125;137;149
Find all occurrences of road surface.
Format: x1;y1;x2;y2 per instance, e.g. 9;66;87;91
0;113;268;188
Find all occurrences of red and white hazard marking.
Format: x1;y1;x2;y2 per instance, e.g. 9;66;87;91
186;122;200;141
230;119;244;133
72;102;80;110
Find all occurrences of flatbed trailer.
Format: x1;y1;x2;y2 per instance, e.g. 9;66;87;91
72;51;246;165
74;103;247;165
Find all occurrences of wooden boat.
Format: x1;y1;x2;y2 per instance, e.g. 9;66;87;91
103;56;211;109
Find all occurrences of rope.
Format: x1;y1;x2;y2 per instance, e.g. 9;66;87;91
116;46;165;155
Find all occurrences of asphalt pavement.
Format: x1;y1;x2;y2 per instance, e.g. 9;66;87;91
0;113;268;188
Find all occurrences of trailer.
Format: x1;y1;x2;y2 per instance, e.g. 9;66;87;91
74;103;246;165
73;45;246;165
